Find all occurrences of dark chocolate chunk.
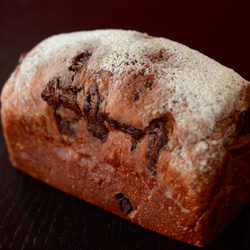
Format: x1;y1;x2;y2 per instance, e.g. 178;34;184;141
159;51;164;59
69;51;92;72
120;198;133;216
41;77;61;109
121;123;145;141
68;51;92;83
132;80;155;102
146;119;169;173
132;89;141;102
131;138;139;152
115;193;124;200
121;123;145;151
83;84;109;142
115;193;133;216
55;113;76;138
41;51;92;139
107;117;145;151
83;84;100;123
144;80;154;90
86;122;109;142
107;118;120;130
41;77;82;115
60;87;82;115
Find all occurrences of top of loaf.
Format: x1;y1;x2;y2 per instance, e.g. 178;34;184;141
17;29;250;147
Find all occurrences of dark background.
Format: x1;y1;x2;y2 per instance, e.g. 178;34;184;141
0;0;249;249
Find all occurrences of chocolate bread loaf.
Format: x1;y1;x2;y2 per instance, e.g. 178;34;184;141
1;30;250;247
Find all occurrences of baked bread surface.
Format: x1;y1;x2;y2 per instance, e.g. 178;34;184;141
1;30;250;247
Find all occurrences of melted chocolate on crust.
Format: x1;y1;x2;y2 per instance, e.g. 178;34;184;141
41;76;82;115
106;116;145;152
83;84;146;148
146;119;169;174
69;51;92;73
83;84;109;142
41;52;171;174
41;51;93;138
42;79;170;173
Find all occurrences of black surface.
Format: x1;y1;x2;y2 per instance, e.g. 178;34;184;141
0;1;250;249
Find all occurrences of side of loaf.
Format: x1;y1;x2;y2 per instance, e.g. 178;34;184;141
1;30;250;247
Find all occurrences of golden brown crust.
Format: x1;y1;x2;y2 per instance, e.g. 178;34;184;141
1;30;250;247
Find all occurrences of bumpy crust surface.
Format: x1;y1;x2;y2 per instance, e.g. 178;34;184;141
1;30;250;247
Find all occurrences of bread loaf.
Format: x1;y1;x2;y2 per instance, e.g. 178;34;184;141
1;30;250;247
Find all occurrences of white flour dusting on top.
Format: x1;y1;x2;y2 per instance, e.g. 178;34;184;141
18;29;249;147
